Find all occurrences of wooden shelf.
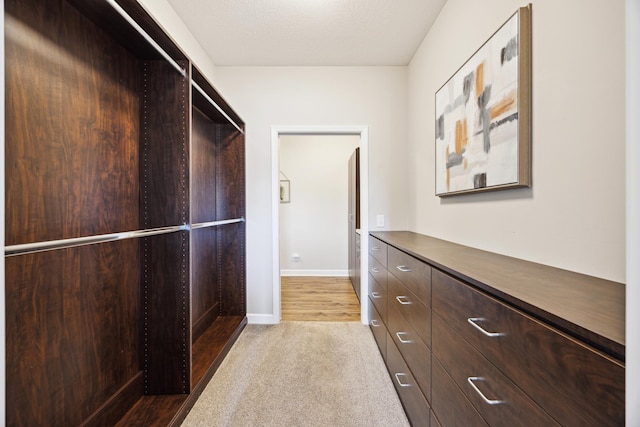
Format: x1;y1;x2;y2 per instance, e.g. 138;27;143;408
192;316;246;388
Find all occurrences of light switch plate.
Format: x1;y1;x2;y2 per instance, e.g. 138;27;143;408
376;214;385;227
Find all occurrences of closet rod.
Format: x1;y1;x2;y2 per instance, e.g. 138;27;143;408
4;225;188;257
105;0;186;77
192;81;244;134
191;218;245;230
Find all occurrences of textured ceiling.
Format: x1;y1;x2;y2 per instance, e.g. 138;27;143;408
165;0;447;66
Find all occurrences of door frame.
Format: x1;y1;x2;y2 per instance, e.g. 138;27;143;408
271;125;369;324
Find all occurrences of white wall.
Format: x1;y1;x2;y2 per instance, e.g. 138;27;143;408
626;0;639;424
408;0;626;283
279;135;360;276
214;66;408;319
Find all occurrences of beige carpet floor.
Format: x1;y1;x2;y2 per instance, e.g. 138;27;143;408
181;321;410;427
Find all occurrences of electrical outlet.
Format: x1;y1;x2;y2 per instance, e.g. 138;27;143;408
376;215;385;228
291;253;300;262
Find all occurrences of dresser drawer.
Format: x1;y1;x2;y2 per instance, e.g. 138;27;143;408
432;356;487;427
368;255;387;290
369;275;387;324
430;410;442;427
432;269;624;427
388;303;431;400
432;313;559;426
388;246;431;305
368;297;387;361
387;337;430;427
388;273;431;348
369;236;388;267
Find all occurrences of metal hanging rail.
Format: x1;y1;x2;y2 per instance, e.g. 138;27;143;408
5;218;246;256
192;81;244;134
191;218;245;230
5;225;189;257
105;0;186;77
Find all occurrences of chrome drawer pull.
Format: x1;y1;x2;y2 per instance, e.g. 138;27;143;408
371;267;380;273
396;332;413;344
467;318;505;337
371;292;382;299
396;265;412;273
394;373;412;387
467;377;505;405
371;320;381;327
371;246;381;251
396;296;412;305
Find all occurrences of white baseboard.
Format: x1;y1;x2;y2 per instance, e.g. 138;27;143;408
247;313;280;325
280;269;349;277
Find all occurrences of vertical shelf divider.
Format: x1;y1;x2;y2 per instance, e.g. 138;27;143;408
140;59;191;395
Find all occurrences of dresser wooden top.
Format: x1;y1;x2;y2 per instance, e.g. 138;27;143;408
370;231;625;360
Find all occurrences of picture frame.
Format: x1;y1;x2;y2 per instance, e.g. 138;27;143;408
280;179;290;203
435;4;532;197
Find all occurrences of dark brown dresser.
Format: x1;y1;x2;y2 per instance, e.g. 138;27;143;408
368;231;624;427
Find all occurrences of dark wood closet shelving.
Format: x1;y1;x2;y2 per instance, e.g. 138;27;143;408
4;0;247;425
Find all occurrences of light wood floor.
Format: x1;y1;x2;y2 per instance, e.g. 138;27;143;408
281;276;361;322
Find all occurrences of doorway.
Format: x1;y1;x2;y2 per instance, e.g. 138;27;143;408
271;126;369;324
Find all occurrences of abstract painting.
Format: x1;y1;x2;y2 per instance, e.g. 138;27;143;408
435;5;531;196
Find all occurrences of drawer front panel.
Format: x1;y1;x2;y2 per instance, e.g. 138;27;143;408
433;313;559;427
388;303;431;400
388;273;431;348
369;276;388;324
432;356;488;427
369;236;388;267
368;255;387;290
432;269;624;427
368;297;387;361
386;337;430;427
430;411;442;427
388;246;431;305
